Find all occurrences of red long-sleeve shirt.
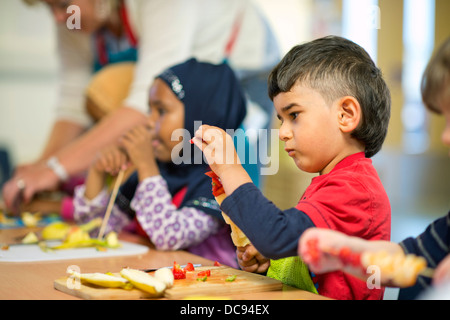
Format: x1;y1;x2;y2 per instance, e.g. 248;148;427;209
222;152;391;300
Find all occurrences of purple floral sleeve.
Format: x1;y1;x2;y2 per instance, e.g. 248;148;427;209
131;175;220;251
72;185;131;235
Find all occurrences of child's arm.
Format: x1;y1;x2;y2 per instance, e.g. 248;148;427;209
299;228;401;274
73;184;131;235
193;125;315;259
130;175;220;251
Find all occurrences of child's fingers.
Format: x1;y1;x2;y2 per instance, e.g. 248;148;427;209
99;148;127;174
241;245;259;262
194;125;224;144
433;254;450;285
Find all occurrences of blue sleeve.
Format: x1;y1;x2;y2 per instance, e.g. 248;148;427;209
220;183;316;259
398;212;450;300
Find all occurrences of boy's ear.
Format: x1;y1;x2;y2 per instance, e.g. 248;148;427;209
336;96;362;133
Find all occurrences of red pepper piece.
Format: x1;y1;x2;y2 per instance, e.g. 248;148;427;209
173;261;186;279
338;247;361;267
306;238;321;264
184;262;195;272
205;171;225;197
197;270;211;277
173;269;186;280
214;261;221;266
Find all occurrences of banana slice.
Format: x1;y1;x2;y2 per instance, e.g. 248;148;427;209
120;268;166;296
68;270;131;289
154;267;174;288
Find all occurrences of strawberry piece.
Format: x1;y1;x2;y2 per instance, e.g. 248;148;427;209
306;238;321;264
184;262;195;272
197;270;211;277
172;261;186;279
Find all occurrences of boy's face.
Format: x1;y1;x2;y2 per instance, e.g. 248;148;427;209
147;79;185;162
274;83;344;175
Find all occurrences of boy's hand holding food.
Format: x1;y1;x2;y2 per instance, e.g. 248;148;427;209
192;125;252;195
237;244;270;274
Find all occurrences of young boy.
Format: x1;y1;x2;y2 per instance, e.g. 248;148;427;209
192;36;392;300
299;37;450;300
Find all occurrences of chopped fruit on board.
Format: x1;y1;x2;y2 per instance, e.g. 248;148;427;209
172;261;186;279
184;262;195;272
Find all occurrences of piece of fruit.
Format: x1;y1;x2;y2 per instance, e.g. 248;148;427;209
197;270;211;277
65;226;91;243
154;268;174;288
197;275;208;282
225;275;237;282
22;232;39;244
68;270;132;289
21;212;41;227
183;262;195;272
41;221;71;240
105;232;120;248
41;219;101;241
172;261;186;279
79;217;102;232
120;268;166;296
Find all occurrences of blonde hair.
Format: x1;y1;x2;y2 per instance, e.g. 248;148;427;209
421;37;450;114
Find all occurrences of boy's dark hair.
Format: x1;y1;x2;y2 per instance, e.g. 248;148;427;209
421;37;450;114
268;35;391;158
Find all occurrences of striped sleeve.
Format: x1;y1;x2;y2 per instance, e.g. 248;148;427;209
398;212;450;299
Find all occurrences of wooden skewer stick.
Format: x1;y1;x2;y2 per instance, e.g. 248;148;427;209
420;267;435;278
97;168;126;240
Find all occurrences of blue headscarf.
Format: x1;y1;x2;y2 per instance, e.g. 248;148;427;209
116;58;246;219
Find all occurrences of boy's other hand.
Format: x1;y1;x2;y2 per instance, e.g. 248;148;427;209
237;244;270;274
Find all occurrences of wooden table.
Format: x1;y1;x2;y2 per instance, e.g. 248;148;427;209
0;227;328;300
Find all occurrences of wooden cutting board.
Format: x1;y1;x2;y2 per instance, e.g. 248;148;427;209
54;266;283;300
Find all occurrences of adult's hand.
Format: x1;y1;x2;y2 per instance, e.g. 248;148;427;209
2;162;59;214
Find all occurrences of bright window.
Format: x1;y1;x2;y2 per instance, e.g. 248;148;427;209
401;0;435;154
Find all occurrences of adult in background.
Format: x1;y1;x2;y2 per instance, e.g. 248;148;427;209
3;0;280;213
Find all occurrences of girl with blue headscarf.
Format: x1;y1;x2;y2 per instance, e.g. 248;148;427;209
73;59;246;267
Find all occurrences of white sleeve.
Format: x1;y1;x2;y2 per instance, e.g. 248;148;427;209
123;0;200;113
54;25;94;127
